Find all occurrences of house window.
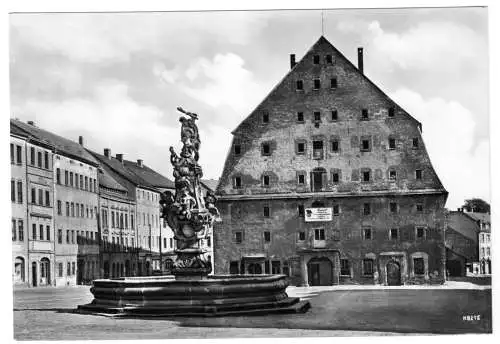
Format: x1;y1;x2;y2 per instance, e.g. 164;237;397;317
233;176;242;189
298;205;305;217
10;144;14;164
333;204;340;215
264;231;271;242
17;181;22;203
363;203;371;215
326;54;333;64
72;262;76;275
390;228;398;240
58;263;63;277
333;230;340;241
389;170;397;181
313;79;321;90
314;228;325;241
361;139;371;152
44;152;49;169
16;145;22;164
388;107;395;117
38;189;43;205
330;78;337;89
58;229;62;244
31;188;36;204
32;224;36;240
18;220;24;241
416;203;424;212
361;109;369;120
263;206;270;217
363;228;373;240
80;175;83;188
66;230;70;244
297;173;305;185
314;111;321;122
331;110;338;121
413;138;419;148
46;225;50;241
296;80;304;90
414;258;425;275
57;200;62;215
11;180;15;202
415;169;423;180
388;138;396;150
37;151;42;168
298;231;306;241
64;171;68;186
296;141;306;155
262;111;269;123
362;170;371;182
331;139;339;152
39;224;44;240
363;259;374;276
233;231;243;244
297;112;304;122
70;172;74;187
416;227;426;239
12;219;16;241
340;259;350;276
261;142;271;156
312;140;324;159
56;168;61;184
313;54;320;64
30;147;35;165
332;172;340;184
45;190;50;206
390;202;398;213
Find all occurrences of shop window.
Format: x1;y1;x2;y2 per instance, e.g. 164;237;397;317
363;259;374;276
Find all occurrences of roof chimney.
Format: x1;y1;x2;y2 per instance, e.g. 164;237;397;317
290;54;296;69
357;47;364;74
104;148;111;159
78;136;84;146
137;159;143;167
27;120;35;126
116;154;124;163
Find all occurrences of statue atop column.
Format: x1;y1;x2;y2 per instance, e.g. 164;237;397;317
160;107;219;278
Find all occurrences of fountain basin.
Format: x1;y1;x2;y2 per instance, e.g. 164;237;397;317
77;274;310;317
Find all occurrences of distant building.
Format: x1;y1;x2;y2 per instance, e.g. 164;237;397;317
214;36;448;286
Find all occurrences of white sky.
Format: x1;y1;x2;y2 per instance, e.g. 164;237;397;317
9;7;490;210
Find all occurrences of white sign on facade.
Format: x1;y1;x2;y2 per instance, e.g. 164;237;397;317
305;207;332;222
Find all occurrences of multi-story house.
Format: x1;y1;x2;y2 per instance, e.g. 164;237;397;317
214;36;448;286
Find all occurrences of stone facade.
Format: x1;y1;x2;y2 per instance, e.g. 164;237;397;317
214;36;448;286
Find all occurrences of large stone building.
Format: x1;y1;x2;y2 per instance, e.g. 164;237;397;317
214;36;448;286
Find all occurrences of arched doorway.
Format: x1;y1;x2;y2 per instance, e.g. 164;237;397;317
14;257;25;284
307;257;333;286
40;258;50;286
32;262;37;287
386;261;401;286
247;263;262;274
311;168;327;192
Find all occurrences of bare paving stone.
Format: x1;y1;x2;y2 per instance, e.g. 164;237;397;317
13;286;491;340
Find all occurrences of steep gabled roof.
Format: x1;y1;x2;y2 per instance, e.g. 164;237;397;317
11;118;99;167
123;160;175;189
464;212;490;224
233;35;421;134
97;163;129;194
200;179;219;192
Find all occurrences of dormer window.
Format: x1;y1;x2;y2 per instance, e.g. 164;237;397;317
313;55;320;64
313;79;321;90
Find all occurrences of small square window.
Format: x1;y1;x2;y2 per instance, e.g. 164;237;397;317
314;111;321;121
331;140;339;152
331;110;338;121
264;231;271;242
363;203;371;215
233;176;242;189
298;231;306;241
313;79;321;90
296;80;304;91
390;228;398;240
361;109;369;120
262;143;271;156
416;203;424;212
413;138;419;148
363;228;372;240
390;202;398;213
297;112;304;122
262;111;269;123
361;139;370;152
389;170;397;181
298;174;305;185
389;138;396;150
330;78;338;89
262;175;270;186
415;169;423;180
297;142;305;154
332;172;340;183
388;107;395;117
362;171;371;182
298;205;305;217
326;55;333;64
263;206;270;217
313;55;320;64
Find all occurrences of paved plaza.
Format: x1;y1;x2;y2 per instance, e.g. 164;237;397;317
13;283;491;340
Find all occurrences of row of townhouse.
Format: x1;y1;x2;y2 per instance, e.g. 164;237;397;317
11;119;214;287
